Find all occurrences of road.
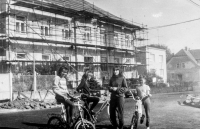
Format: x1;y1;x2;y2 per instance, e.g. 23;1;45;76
0;92;200;129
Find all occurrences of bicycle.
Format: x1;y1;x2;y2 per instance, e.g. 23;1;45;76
130;92;151;129
79;90;121;128
47;94;95;129
80;91;111;124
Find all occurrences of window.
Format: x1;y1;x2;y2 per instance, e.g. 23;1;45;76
114;33;119;46
182;63;185;68
176;63;185;68
45;26;49;35
87;33;90;41
83;27;91;41
0;47;6;56
159;55;163;62
125;34;131;47
100;34;105;45
150;54;155;62
69;30;73;37
15;16;26;33
100;29;106;45
42;54;50;61
150;69;156;75
177;74;182;81
101;57;107;63
41;26;44;35
176;63;180;68
41;26;49;36
101;57;107;71
63;56;70;61
160;69;164;77
62;29;73;39
17;53;26;59
125;58;131;63
84;57;93;67
114;58;119;63
84;57;93;63
21;23;25;32
131;40;134;47
171;73;175;79
49;27;53;36
16;22;20;32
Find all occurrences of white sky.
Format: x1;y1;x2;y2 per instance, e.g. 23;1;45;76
86;0;200;53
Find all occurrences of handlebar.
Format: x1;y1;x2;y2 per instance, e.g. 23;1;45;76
130;91;152;101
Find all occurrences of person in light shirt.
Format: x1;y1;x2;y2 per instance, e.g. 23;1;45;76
135;75;151;129
52;66;75;125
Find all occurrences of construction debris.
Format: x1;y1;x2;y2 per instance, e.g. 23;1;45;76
183;94;200;108
0;96;57;110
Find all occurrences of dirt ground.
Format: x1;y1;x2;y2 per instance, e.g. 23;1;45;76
0;92;200;129
97;92;200;129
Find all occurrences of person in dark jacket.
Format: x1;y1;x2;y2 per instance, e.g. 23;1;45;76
76;69;100;114
108;66;128;129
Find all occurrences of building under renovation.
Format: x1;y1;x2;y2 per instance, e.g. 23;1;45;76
0;0;147;91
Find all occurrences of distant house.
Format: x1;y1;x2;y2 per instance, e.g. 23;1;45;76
167;48;200;86
136;46;167;82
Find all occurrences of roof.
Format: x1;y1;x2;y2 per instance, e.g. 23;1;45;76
184;49;198;65
189;49;200;60
168;49;199;66
137;45;166;51
12;0;142;29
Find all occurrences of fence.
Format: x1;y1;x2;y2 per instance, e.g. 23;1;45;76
12;75;78;92
11;75;200;101
150;81;194;94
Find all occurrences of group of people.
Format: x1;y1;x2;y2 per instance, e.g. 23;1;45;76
52;65;151;129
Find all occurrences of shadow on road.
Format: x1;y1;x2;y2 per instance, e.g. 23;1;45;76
0;128;20;129
22;122;47;129
96;125;130;129
22;122;131;129
96;125;113;129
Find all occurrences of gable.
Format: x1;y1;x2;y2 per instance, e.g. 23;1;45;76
175;49;187;57
167;56;196;70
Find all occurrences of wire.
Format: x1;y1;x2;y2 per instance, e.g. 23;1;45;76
147;17;200;30
187;0;200;8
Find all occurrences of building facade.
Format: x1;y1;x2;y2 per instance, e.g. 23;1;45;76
167;48;200;86
0;0;145;86
136;46;167;82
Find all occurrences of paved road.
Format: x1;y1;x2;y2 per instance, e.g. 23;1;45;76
0;92;200;129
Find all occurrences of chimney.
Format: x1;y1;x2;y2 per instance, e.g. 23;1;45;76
185;47;188;51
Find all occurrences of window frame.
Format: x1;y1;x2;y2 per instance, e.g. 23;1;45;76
159;55;163;63
150;53;155;62
16;53;26;60
42;54;51;61
114;58;120;64
15;16;26;33
41;25;49;36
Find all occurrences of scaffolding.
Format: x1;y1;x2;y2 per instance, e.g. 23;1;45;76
0;0;148;86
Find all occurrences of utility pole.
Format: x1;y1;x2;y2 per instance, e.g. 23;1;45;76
33;52;37;99
73;18;78;87
7;0;13;101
